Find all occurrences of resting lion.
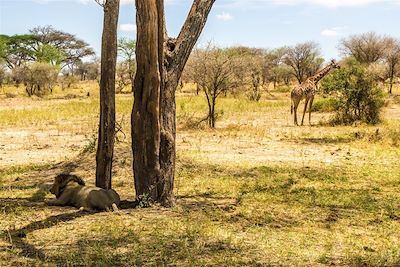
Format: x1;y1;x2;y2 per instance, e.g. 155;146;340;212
47;174;120;212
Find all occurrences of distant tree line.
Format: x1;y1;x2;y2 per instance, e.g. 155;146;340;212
183;32;400;127
0;25;136;96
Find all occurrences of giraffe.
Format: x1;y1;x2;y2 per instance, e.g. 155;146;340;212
290;59;340;126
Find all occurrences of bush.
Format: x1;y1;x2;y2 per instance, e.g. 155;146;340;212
11;65;30;87
23;63;59;97
311;97;339;112
0;65;6;87
60;74;79;90
320;58;385;124
116;63;132;93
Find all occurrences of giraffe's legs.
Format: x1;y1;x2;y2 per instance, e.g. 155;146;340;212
308;96;314;126
301;98;309;126
293;99;300;126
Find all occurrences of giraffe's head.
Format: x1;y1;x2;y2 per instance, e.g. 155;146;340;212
329;59;341;70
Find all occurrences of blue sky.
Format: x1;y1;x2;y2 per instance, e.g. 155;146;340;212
1;0;400;60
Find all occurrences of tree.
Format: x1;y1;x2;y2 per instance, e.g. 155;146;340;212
95;0;120;190
284;42;323;84
186;46;233;127
133;0;215;206
262;47;288;88
0;65;6;88
225;46;265;97
383;37;400;94
320;58;384;124
23;63;59;96
30;25;95;73
118;38;136;88
76;61;100;81
340;32;386;65
35;44;66;65
116;62;131;93
0;34;38;69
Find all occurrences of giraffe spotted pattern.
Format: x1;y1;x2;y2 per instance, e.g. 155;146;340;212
291;59;340;126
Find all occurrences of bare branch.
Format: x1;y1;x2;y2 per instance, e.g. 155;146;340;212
167;0;215;73
95;0;106;7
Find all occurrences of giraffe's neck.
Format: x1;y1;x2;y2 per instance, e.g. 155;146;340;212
310;65;334;84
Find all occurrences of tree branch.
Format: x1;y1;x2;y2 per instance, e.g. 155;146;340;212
94;0;105;7
168;0;215;73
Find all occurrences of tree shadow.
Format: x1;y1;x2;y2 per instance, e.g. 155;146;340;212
1;199;92;262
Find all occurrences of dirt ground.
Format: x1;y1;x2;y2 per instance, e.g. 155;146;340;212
1;94;399;169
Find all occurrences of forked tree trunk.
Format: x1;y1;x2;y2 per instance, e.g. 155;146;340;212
96;0;120;189
133;0;215;206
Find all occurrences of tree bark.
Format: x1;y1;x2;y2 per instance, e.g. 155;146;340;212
133;0;215;206
96;0;120;190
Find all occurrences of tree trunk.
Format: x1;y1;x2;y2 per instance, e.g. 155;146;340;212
132;0;162;202
389;65;394;94
133;0;215;206
96;0;120;190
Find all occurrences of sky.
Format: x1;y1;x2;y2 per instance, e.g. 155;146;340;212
1;0;400;60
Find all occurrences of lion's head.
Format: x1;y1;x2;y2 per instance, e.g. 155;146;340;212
50;173;86;197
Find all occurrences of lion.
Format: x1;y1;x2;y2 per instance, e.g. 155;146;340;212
47;173;120;212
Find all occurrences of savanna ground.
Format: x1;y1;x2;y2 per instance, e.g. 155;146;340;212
1;81;400;266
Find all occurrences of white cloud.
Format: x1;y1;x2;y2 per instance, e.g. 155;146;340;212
306;0;391;8
321;26;347;37
120;23;137;32
224;0;400;9
216;12;233;21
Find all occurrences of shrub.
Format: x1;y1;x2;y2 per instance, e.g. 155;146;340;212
11;65;30;87
320;58;385;124
311;97;339;112
0;65;6;87
116;63;132;93
60;74;79;90
24;63;59;97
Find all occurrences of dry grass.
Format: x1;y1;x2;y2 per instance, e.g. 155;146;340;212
0;81;400;266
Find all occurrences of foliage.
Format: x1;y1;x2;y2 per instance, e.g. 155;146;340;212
0;35;8;60
30;26;95;70
311;97;339;112
59;73;79;90
225;46;266;100
117;38;136;84
0;34;38;69
0;26;94;75
284;41;323;84
35;44;66;65
76;61;100;81
116;62;131;93
23;62;59;96
185;45;234;128
340;32;386;65
382;37;400;94
0;65;6;87
321;58;385;124
11;65;31;86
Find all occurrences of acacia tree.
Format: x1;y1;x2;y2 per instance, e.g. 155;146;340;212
383;37;400;94
30;26;95;73
186;46;233;127
340;32;386;65
95;0;120;189
284;42;322;84
133;0;215;206
118;38;136;87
